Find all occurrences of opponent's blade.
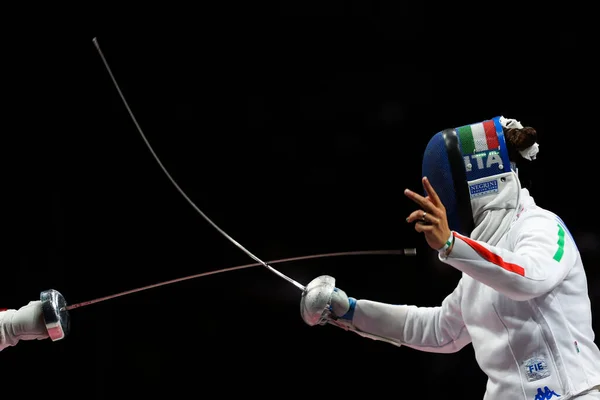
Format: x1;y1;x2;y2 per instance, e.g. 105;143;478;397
64;248;416;311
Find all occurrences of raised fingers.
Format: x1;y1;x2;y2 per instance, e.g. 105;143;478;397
422;176;443;208
404;188;438;214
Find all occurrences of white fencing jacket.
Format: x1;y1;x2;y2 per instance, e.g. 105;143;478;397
351;176;600;399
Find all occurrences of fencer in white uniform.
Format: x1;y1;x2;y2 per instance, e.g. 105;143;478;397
0;301;50;351
301;116;600;399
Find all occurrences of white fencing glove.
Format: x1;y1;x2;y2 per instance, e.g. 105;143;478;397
0;301;49;351
329;287;357;321
300;275;402;347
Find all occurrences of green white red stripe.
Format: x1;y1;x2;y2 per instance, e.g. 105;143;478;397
456;119;499;154
455;232;525;276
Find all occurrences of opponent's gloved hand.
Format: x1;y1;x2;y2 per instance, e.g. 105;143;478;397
329;287;357;321
0;301;49;351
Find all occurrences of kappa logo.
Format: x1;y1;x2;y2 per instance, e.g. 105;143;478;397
534;386;560;400
463;150;503;172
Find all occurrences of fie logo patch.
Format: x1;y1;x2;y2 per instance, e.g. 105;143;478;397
523;356;551;382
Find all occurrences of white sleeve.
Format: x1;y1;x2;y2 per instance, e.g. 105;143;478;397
0;309;20;351
441;214;577;301
351;279;471;354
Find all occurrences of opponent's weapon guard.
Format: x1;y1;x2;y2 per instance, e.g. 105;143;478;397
41;289;69;341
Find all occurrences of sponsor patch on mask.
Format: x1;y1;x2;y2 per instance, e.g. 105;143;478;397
523;356;551;382
469;179;498;199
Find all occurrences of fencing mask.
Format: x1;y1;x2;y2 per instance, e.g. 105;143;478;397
422;116;512;237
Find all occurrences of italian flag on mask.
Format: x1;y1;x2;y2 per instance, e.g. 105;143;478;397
457;120;500;154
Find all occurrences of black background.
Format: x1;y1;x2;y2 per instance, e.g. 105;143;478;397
3;4;597;399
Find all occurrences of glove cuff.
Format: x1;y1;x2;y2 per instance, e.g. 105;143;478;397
340;297;356;321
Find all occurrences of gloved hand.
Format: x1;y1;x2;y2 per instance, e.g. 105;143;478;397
0;301;49;350
329;287;357;321
301;275;357;326
301;276;404;347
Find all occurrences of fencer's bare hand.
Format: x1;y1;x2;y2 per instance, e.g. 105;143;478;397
404;176;452;251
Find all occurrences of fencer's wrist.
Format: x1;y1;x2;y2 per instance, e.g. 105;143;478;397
438;231;455;256
339;297;356;321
